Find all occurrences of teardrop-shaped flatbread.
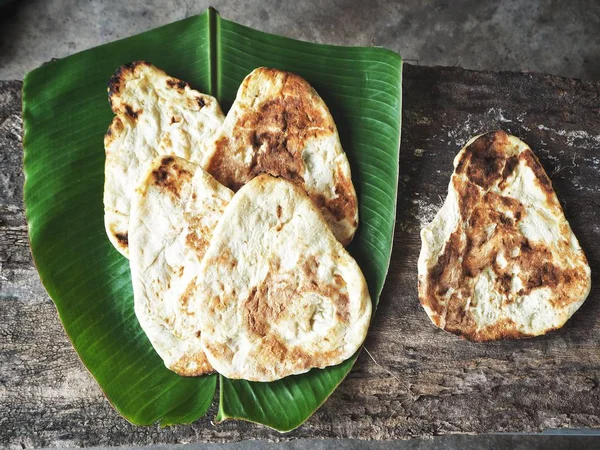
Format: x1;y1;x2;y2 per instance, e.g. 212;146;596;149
206;67;359;246
418;130;591;341
104;61;224;257
197;175;371;381
129;155;233;376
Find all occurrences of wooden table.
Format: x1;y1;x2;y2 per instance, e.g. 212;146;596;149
1;64;599;447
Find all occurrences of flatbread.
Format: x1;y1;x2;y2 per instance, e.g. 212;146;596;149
104;61;224;257
129;155;233;376
206;67;359;246
418;130;591;341
197;174;371;381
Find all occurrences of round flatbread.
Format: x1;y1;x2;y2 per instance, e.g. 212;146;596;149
197;174;371;381
129;155;233;376
418;130;591;341
104;61;224;257
206;67;359;246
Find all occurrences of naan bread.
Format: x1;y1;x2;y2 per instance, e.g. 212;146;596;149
197;175;371;381
129;155;233;376
104;61;224;257
206;67;359;246
418;131;591;341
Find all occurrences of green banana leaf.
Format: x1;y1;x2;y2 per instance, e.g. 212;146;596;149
22;8;402;431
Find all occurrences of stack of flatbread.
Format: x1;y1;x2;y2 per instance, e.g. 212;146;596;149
104;62;372;380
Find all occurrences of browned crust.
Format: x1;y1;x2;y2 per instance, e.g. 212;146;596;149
114;232;128;247
203;342;234;369
150;156;192;198
455;130;509;189
207;69;331;189
239;261;348;362
446;318;535;342
171;352;214;377
209;237;352;370
313;169;359;230
184;222;210;260
179;277;197;310
104;116;124;148
207;67;357;245
420;131;590;341
301;256;350;322
520;148;556;201
158;318;214;375
165;78;189;91
107;61;153;111
124;105;140;120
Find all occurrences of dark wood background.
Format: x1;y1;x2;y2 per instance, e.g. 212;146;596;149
1;64;599;447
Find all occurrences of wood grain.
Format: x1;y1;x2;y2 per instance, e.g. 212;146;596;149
1;65;599;447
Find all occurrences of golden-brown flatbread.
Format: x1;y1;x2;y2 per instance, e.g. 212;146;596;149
418;131;591;341
129;155;233;376
197;174;371;381
206;67;359;246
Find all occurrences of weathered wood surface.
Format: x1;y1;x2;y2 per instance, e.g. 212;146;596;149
1;64;599;448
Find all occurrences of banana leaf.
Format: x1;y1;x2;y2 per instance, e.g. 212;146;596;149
22;7;402;431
